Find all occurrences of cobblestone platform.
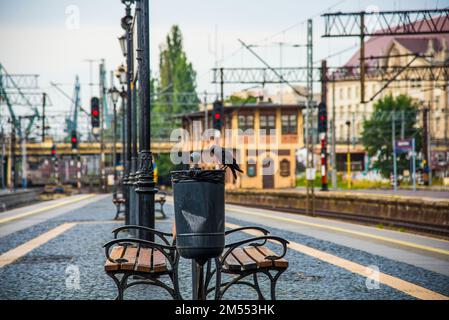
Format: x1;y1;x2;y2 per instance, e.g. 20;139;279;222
0;195;448;300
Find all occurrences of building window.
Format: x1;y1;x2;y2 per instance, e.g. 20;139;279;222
340;88;344;99
247;163;257;177
281;114;297;134
260;114;276;135
347;87;351;99
280;159;290;177
238;114;254;131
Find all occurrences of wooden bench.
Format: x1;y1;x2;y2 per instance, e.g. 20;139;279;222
155;192;167;219
103;226;181;300
112;195;126;220
114;192;166;220
205;226;289;300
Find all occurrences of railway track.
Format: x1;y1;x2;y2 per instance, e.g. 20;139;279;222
227;202;449;238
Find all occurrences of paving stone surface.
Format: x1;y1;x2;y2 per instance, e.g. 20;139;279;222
0;195;447;300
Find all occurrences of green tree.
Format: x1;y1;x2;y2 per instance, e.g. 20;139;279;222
361;94;422;179
152;25;199;139
225;95;258;105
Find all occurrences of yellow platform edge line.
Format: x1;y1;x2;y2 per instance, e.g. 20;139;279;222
0;222;78;268
0;194;97;225
225;222;449;301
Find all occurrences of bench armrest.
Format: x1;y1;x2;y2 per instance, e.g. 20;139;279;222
221;236;289;264
112;225;173;245
225;226;270;236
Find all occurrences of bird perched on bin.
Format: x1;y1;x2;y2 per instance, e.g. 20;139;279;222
208;144;243;180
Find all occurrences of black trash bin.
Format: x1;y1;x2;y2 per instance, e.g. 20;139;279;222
171;169;225;262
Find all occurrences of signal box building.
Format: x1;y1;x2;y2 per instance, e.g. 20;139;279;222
179;102;305;189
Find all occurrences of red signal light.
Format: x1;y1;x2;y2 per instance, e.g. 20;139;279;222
214;113;221;120
71;137;77;144
320;115;326;121
51;149;56;155
92;109;99;117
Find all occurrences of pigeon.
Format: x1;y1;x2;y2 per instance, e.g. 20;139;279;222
208;144;243;180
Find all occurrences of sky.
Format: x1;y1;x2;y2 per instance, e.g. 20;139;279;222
0;0;445;139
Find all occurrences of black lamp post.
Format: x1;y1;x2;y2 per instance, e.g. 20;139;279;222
135;0;156;241
120;0;134;226
115;64;127;197
109;86;120;195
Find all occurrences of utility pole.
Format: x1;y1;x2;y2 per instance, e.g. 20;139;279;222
412;138;416;192
346;120;351;189
331;74;337;190
0;126;5;190
422;108;430;186
320;60;329;191
17;116;29;189
305;19;315;216
10;122;17;190
360;12;366;103
220;68;224;103
99;59;106;191
204;91;208;132
427;107;432;186
392;111;398;191
21;128;27;189
41;93;46;142
400;110;405;140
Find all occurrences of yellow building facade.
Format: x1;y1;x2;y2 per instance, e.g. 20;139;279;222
327;35;449;174
180;103;304;189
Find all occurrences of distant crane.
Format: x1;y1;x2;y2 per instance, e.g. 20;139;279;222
66;76;81;140
51;76;84;141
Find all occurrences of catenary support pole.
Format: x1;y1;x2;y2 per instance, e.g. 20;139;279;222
392;111;398;191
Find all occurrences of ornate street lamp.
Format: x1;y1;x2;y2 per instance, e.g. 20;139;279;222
116;64;127;85
118;34;127;57
109;86;120;196
120;0;135;227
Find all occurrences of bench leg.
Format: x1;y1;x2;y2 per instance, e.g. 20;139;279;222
107;273;127;300
114;204;120;220
160;203;166;219
253;273;265;300
216;273;262;300
264;269;285;301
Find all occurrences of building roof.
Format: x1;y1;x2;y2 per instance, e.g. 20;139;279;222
343;16;449;68
177;103;305;119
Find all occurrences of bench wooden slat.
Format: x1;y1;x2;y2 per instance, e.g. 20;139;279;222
223;253;242;271
231;248;257;270
104;246;125;271
255;246;289;268
243;246;273;268
152;250;168;273
120;246;138;270
136;248;152;272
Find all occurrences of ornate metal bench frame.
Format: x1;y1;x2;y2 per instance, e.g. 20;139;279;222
112;193;126;220
204;226;289;300
103;226;181;300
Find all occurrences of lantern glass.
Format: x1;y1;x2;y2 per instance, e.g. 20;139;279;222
111;87;120;104
118;34;127;57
